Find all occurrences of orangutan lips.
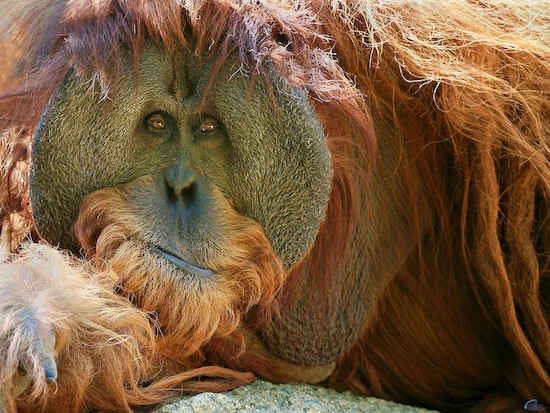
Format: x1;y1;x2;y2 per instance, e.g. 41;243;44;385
152;246;215;277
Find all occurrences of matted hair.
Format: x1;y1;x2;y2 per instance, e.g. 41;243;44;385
1;0;549;411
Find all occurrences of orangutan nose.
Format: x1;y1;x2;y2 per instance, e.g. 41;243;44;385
163;165;197;205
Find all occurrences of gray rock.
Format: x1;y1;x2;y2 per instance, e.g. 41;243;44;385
155;381;438;413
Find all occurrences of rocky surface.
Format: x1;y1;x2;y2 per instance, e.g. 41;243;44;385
155;381;438;413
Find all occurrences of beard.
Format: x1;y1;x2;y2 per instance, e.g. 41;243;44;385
73;176;285;365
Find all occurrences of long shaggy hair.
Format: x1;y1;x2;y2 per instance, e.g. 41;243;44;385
1;0;549;412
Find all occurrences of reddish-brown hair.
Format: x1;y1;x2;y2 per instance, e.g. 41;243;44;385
1;1;549;412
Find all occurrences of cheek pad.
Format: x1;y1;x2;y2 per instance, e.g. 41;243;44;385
212;67;332;268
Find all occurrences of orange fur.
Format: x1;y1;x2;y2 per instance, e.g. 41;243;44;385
74;178;285;365
0;1;549;412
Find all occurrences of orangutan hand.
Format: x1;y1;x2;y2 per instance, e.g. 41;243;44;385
0;262;58;405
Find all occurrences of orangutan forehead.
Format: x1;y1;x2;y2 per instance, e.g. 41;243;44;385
15;0;362;107
58;1;319;80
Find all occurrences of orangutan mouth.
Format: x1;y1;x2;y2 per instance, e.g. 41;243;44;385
152;246;214;277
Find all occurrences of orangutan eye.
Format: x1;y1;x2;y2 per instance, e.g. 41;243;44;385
145;112;167;131
199;118;220;133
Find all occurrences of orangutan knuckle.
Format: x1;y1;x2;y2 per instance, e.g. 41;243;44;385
0;304;57;401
